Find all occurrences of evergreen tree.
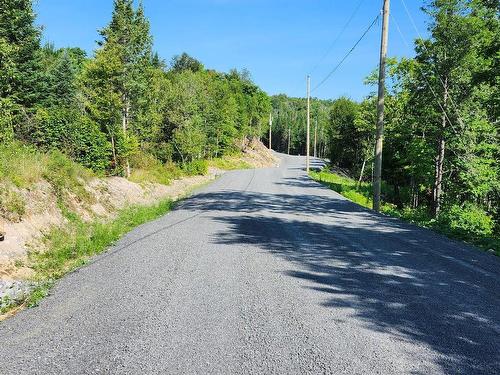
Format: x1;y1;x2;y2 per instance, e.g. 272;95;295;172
0;0;44;107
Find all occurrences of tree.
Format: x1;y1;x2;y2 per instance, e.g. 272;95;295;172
171;52;204;73
0;0;44;108
81;0;153;176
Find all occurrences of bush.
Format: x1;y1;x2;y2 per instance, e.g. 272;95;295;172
0;98;16;143
437;203;494;240
66;116;111;172
30;107;111;172
182;159;208;176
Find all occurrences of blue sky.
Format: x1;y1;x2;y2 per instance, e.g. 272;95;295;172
35;0;430;101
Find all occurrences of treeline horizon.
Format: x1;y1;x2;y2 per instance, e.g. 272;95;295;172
0;0;271;177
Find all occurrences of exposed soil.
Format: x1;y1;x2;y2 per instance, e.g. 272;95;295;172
0;140;277;281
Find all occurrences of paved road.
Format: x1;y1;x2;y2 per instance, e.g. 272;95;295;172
1;154;499;374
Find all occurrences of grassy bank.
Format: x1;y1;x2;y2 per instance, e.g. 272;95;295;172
1;198;174;315
208;155;252;171
311;170;499;255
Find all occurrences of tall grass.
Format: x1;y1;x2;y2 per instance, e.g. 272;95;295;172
208;155;252;171
0;141;93;198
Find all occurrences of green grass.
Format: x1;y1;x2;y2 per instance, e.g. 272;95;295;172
0;141;94;203
208;154;252;170
310;170;377;209
310;169;499;255
129;152;185;185
30;198;173;280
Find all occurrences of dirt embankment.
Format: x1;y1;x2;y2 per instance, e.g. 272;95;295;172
0;139;278;282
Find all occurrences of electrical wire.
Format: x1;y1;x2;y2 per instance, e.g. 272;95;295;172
312;12;381;93
309;0;366;75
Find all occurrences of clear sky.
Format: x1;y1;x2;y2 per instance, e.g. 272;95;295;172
35;0;430;101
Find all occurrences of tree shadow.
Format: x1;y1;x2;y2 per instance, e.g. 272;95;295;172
181;183;500;374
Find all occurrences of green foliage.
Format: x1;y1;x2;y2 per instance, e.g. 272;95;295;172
129;151;183;185
209;155;252;170
269;94;329;156
42;150;94;201
306;0;499;248
182;159;208;176
311;170;375;209
312;169;499;253
1;0;271;181
0;141;94;203
171;52;204;73
437;204;494;240
0;98;17;143
172;118;206;163
0;0;45;107
0;188;26;222
0;141;45;187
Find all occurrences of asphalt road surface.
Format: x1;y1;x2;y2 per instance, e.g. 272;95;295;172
1;154;499;374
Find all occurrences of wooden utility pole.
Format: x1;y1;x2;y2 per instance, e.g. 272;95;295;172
287;127;291;155
306;75;311;172
373;0;390;212
268;112;272;150
314;118;318;158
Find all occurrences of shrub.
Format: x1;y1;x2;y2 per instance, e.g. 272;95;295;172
30;107;111;172
66;116;111;172
129;152;184;185
182;159;208;176
437;203;494;240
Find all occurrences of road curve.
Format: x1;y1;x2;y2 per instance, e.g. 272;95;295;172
0;154;499;374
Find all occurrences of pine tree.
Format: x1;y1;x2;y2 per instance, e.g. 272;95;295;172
0;0;44;107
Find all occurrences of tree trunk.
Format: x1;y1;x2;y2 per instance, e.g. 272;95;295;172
122;96;131;178
432;76;448;217
110;134;117;171
410;176;419;209
358;157;367;186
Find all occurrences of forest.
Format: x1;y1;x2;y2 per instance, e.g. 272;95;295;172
269;0;499;249
0;0;271;179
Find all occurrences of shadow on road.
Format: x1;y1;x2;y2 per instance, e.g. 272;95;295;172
181;176;500;375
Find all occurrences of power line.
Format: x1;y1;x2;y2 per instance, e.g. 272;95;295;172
312;13;380;93
309;0;366;74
